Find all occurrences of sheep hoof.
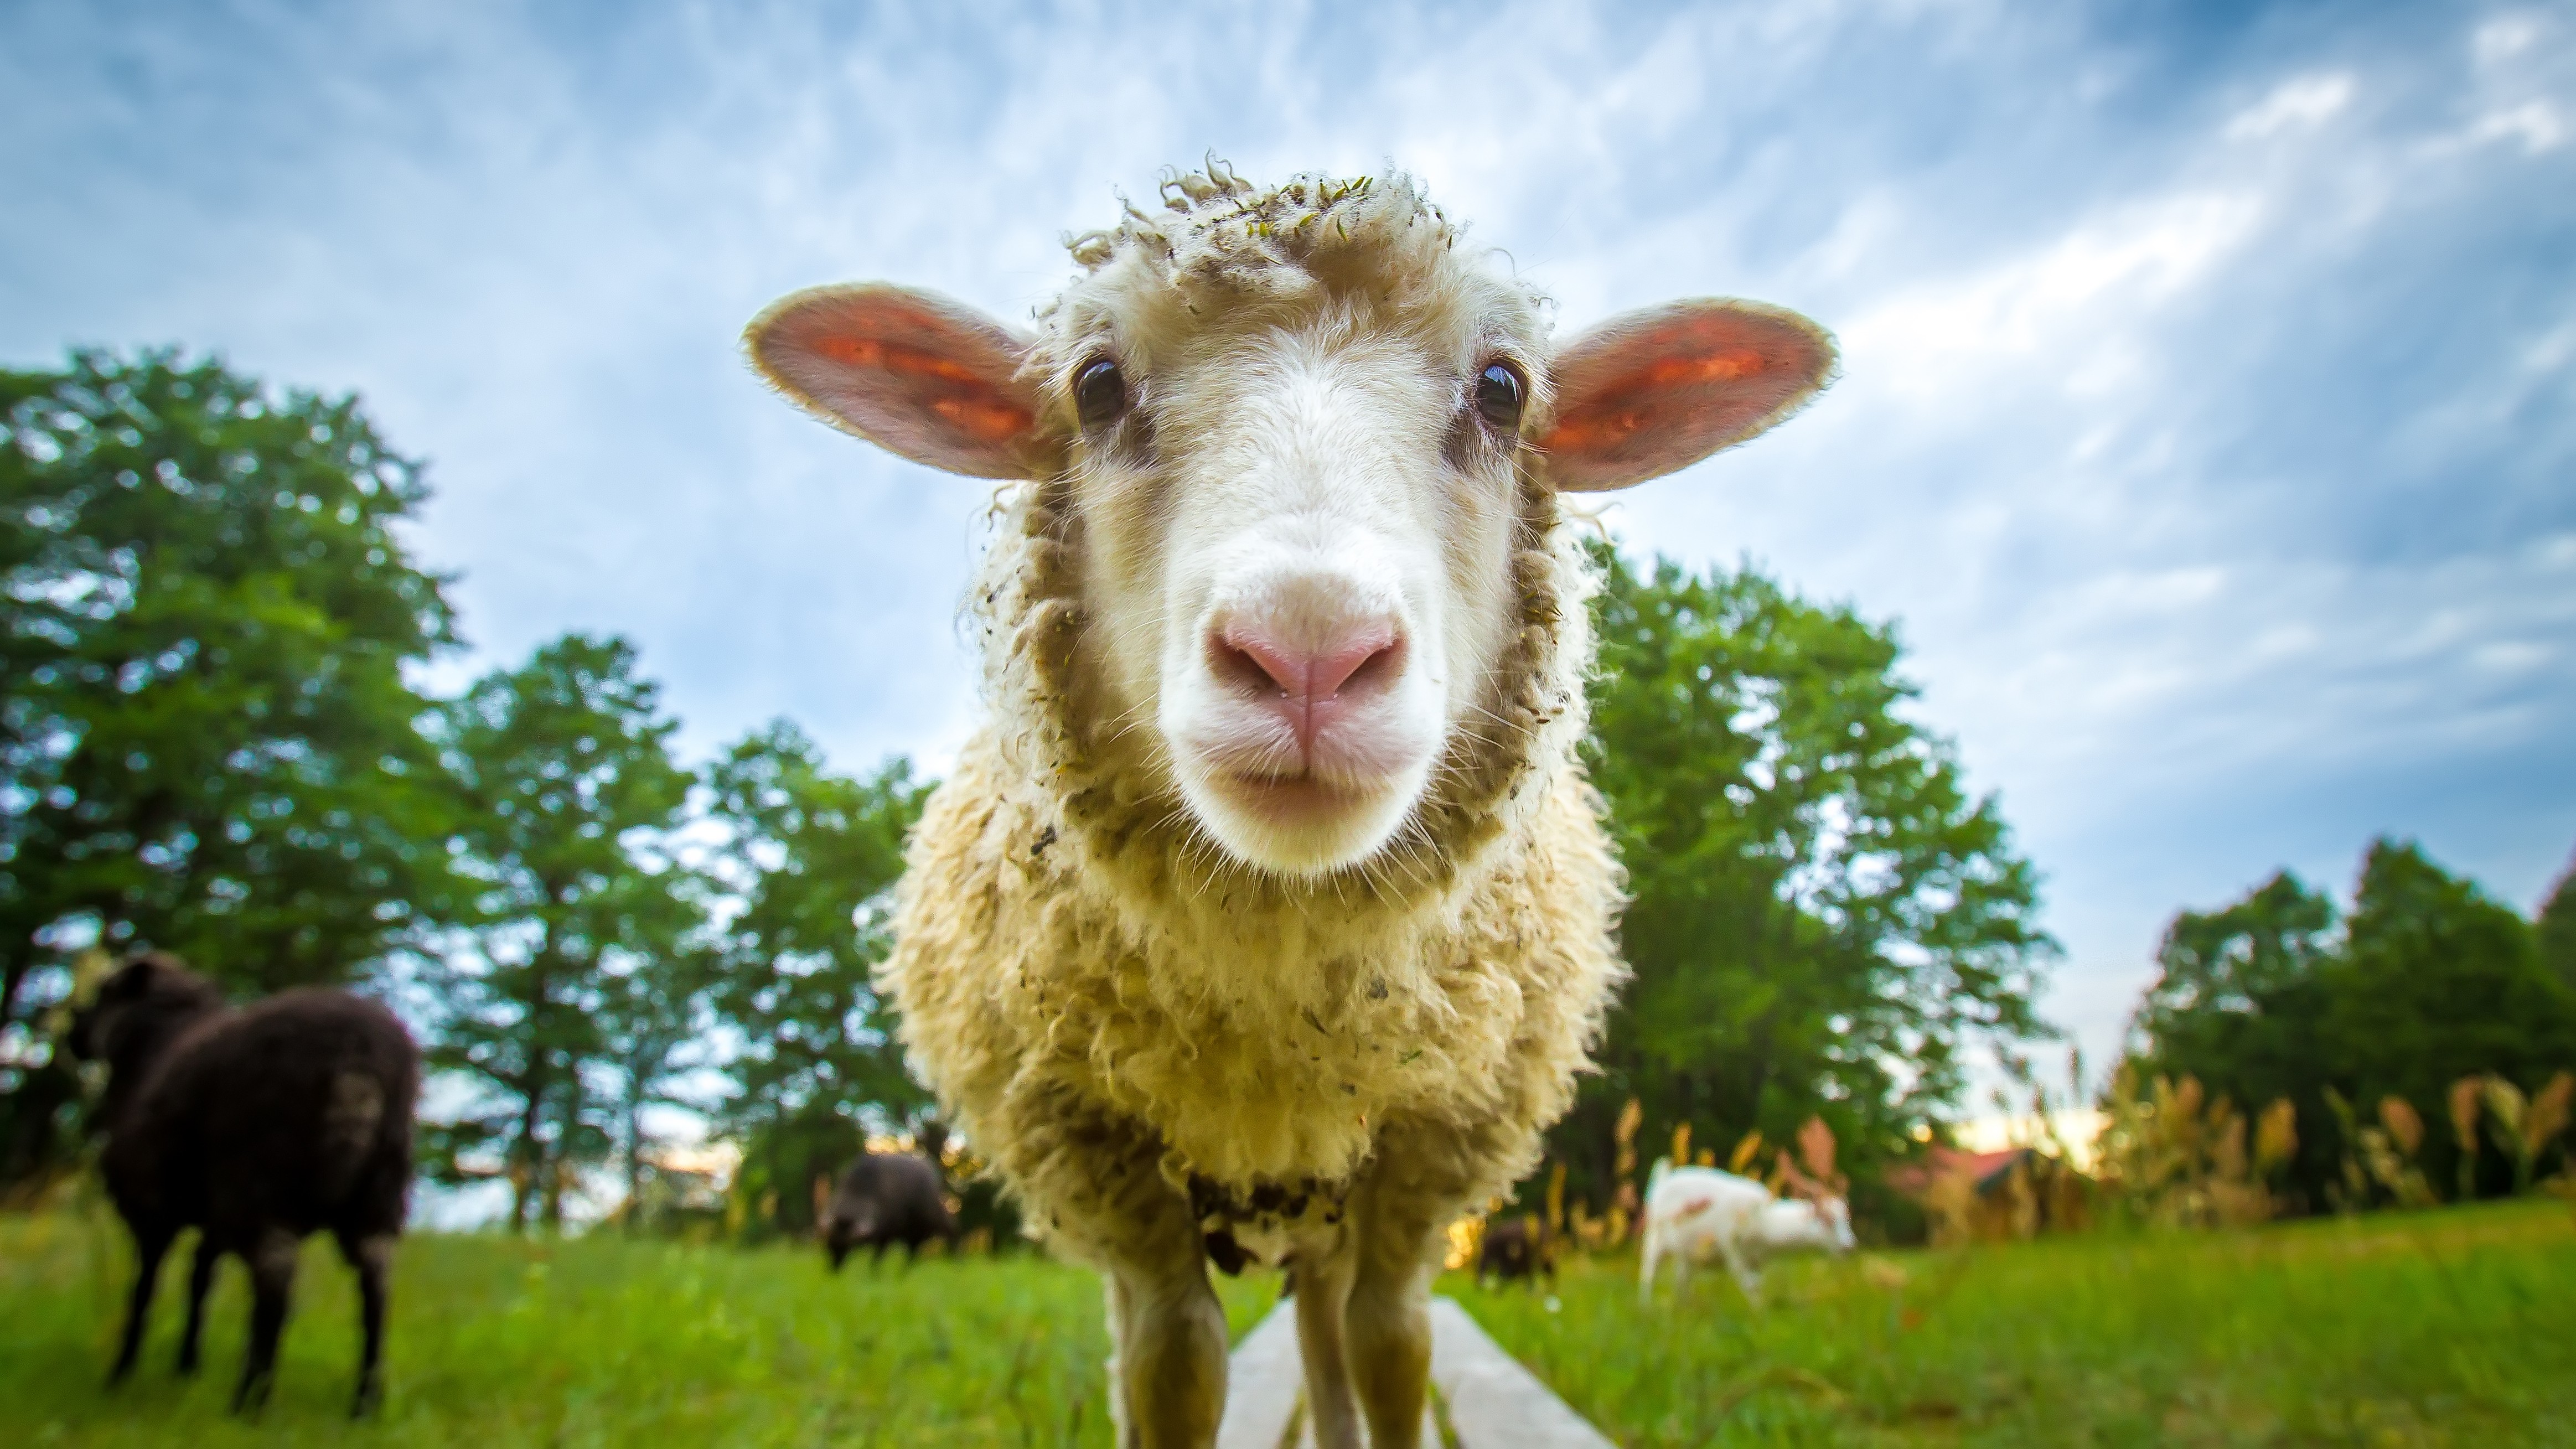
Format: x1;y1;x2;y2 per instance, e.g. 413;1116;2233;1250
350;1376;384;1419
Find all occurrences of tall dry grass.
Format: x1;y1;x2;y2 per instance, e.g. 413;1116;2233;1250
2094;1068;2294;1228
2098;1064;2574;1230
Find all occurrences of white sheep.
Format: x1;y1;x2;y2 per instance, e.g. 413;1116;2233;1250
1636;1161;1856;1304
746;162;1834;1449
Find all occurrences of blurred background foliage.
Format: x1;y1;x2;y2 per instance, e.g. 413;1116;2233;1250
6;349;2572;1243
1545;542;2057;1224
2120;837;2576;1214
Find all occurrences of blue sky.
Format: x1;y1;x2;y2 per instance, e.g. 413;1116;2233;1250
6;0;2573;1085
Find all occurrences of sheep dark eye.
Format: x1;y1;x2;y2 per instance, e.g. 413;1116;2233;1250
1075;359;1126;428
1475;362;1524;433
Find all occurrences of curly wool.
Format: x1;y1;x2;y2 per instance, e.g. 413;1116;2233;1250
882;165;1627;1263
1063;161;1455;293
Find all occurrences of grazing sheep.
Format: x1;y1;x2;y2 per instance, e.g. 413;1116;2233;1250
1636;1162;1855;1303
746;163;1834;1448
68;952;420;1416
822;1149;960;1269
1473;1216;1553;1290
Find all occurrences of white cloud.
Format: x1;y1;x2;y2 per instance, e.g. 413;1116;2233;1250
1842;189;2263;402
2476;12;2547;65
2226;73;2356;140
2466;99;2568;152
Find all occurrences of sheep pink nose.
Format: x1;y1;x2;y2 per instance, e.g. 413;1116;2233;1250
1211;623;1404;751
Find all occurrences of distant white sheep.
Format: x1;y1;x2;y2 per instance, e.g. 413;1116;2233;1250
1637;1161;1856;1303
746;162;1835;1449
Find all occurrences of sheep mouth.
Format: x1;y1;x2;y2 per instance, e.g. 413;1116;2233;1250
1173;741;1432;875
1218;770;1383;825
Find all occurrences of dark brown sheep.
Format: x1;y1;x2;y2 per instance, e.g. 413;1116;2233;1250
821;1148;958;1269
68;951;420;1416
1474;1215;1554;1290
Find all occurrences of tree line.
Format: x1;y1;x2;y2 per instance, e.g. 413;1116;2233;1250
2119;837;2576;1210
1;346;2087;1234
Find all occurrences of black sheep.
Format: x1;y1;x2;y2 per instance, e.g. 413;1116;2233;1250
68;952;420;1416
1475;1215;1554;1290
821;1148;959;1269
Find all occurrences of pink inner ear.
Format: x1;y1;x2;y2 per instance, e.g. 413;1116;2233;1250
808;334;1033;445
748;285;1040;479
1540;302;1834;493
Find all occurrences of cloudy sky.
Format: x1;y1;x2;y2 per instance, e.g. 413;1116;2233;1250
6;0;2573;1081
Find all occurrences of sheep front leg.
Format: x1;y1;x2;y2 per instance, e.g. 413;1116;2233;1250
233;1226;299;1415
338;1230;395;1417
109;1225;173;1385
1102;1206;1227;1449
178;1235;221;1374
1341;1182;1441;1449
1719;1239;1762;1303
1292;1236;1365;1449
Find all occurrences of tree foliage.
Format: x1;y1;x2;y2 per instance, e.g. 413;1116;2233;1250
423;634;698;1231
1548;546;2056;1208
704;721;929;1237
593;889;721;1231
2130;839;2576;1208
1;351;457;992
2;349;456;1182
2129;870;2344;1198
2538;855;2576;994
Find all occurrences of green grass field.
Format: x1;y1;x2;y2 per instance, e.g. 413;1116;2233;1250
3;1198;2570;1446
0;1202;1277;1447
1462;1200;2576;1447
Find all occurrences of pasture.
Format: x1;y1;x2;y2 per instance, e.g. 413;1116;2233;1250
3;1200;2571;1447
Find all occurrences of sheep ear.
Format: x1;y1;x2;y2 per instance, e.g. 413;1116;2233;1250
1538;299;1837;493
746;283;1046;480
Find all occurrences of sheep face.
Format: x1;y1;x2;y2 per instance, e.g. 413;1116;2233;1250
1070;297;1534;876
1760;1194;1855;1255
1823;1196;1857;1252
67;951;223;1077
746;168;1835;880
823;1211;868;1270
65;955;151;1062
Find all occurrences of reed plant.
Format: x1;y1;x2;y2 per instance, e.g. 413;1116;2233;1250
2482;1070;2575;1194
2095;1066;2294;1228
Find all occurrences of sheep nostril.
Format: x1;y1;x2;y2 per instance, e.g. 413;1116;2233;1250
1330;638;1403;697
1211;635;1292;697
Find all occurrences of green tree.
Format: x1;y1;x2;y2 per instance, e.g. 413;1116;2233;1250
704;721;929;1238
426;634;694;1232
2130;839;2576;1208
2128;871;2342;1200
1550;546;2055;1209
596;910;719;1232
2538;855;2576;994
2;350;456;1183
2138;872;2340;1027
2326;840;2576;1196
